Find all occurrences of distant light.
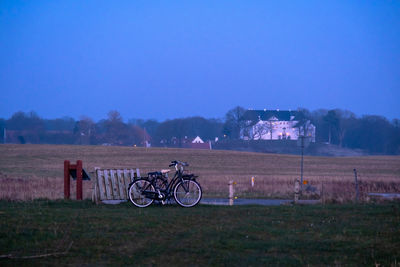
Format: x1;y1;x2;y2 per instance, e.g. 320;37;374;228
264;108;266;112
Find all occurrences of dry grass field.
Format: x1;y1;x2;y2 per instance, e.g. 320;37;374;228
0;144;399;202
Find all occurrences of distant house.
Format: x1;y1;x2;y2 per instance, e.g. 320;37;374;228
240;109;316;142
192;136;204;143
184;136;212;150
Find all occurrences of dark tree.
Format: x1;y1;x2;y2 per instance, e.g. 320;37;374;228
44;117;75;131
343;115;392;153
311;109;329;143
295;108;314;137
323;110;340;144
6;111;45;143
222;106;246;139
388;119;400;154
7;111;44;131
0;118;5;143
334;109;356;147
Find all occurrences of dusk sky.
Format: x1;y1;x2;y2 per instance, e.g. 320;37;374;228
1;1;399;121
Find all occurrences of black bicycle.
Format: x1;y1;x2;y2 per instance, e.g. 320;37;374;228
128;161;202;208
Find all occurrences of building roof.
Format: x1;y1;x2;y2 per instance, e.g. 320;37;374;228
241;110;300;121
192;136;204;143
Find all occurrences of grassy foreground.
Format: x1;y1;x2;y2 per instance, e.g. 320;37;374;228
1;201;399;266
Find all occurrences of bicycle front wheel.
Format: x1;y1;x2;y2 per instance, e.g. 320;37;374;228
128;179;155;208
173;180;202;207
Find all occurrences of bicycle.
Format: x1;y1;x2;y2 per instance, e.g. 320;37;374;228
128;160;202;208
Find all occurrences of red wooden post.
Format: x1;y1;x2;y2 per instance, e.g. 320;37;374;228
64;160;84;200
64;160;70;199
76;160;83;200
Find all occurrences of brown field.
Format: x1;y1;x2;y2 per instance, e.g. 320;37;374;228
0;144;399;202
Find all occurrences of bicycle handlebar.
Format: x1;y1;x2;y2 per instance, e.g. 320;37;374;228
169;160;189;167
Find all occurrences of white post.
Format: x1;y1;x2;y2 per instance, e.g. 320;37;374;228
229;180;234;206
294;179;300;204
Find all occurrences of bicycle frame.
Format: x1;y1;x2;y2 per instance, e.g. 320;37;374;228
160;166;189;197
143;162;197;201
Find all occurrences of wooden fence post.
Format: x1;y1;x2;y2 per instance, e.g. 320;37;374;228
321;181;325;204
64;160;70;199
76;160;83;200
353;168;359;202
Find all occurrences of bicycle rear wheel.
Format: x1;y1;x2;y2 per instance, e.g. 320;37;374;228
128;179;155;208
173;180;202;207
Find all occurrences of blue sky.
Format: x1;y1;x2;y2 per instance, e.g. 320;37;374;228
1;0;399;121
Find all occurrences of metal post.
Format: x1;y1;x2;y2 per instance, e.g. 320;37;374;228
300;136;304;191
76;160;83;200
353;168;359;202
64;160;70;199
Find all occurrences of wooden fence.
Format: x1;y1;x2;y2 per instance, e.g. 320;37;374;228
92;168;140;204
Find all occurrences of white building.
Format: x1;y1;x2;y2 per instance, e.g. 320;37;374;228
192;136;205;143
240;109;316;142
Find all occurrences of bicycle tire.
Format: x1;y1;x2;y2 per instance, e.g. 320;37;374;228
128;179;155;208
173;179;202;207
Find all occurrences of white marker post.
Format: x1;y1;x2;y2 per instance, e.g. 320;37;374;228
229;181;234;206
294;179;300;204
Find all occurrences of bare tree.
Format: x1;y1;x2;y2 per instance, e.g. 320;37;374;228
298;120;313;137
334;109;356;147
295;109;314;139
74;116;95;145
266;119;274;140
105;110;129;145
323;110;339;144
253;122;269;140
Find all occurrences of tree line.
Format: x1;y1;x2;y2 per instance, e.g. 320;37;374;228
0;107;399;154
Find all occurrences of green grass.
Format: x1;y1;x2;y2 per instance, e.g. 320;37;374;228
1;201;400;266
